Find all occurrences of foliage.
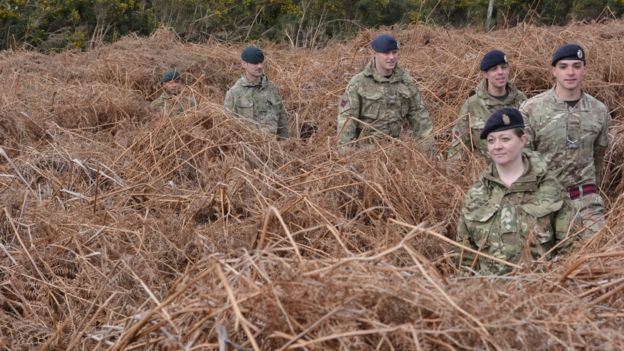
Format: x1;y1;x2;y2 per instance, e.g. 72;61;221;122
1;0;624;50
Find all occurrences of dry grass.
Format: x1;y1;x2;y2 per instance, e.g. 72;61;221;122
0;21;623;350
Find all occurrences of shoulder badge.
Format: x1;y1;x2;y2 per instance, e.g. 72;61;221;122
340;97;349;109
502;114;510;125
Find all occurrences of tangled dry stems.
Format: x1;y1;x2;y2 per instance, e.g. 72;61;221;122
0;21;623;350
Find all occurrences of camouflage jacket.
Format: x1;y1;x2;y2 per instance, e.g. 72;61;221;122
150;92;197;115
456;150;574;275
520;87;609;188
448;79;526;159
224;75;288;139
337;60;432;147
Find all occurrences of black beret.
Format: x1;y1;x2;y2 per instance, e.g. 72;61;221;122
241;46;264;64
480;50;508;71
551;44;585;66
371;34;399;53
480;107;525;139
161;69;181;83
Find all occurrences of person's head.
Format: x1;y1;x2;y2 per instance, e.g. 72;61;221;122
480;108;527;166
551;44;586;92
241;46;265;82
161;69;182;95
480;50;510;91
371;34;399;76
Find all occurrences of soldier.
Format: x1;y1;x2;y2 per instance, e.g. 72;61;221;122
337;34;433;152
448;50;526;160
456;108;575;275
224;46;288;139
520;44;609;237
151;69;197;114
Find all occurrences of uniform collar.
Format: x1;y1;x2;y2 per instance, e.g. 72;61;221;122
364;59;405;83
483;151;545;189
240;74;267;87
547;86;591;111
475;79;518;103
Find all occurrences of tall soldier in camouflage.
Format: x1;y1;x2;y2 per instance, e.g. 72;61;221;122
520;44;608;237
448;50;526;160
456;108;575;275
151;69;197;114
224;46;288;139
337;34;433;151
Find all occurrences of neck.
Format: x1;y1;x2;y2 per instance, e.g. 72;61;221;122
487;82;506;97
495;157;525;187
245;73;261;84
374;59;393;77
555;85;582;101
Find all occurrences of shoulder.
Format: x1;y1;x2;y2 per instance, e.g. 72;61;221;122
583;92;608;114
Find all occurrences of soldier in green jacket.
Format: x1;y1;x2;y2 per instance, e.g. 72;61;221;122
456;108;575;275
520;44;608;237
224;46;288;139
151;69;197;115
337;34;433;152
448;50;526;160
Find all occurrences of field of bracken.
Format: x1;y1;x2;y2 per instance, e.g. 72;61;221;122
1;20;624;350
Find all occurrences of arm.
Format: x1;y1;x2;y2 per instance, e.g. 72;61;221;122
447;101;471;160
224;89;236;114
406;85;433;140
594;109;609;186
337;81;361;147
519;101;537;150
455;213;479;272
276;93;289;139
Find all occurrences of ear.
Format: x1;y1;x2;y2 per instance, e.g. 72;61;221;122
520;133;528;145
240;60;246;69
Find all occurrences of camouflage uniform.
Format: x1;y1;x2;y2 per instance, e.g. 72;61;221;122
456;150;575;275
337;60;432;148
448;80;526;159
520;88;609;237
224;75;288;139
150;92;197;115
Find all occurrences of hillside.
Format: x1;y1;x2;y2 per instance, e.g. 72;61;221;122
0;21;623;350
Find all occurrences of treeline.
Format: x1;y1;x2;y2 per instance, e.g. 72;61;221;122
1;0;623;51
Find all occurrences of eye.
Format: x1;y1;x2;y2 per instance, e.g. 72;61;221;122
487;138;495;144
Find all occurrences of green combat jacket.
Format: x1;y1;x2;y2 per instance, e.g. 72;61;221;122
520;87;609;189
455;151;575;275
224;75;289;139
150;92;197;115
448;80;526;160
337;60;432;148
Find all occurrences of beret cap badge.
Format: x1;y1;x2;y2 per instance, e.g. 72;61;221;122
577;49;583;59
502;114;511;125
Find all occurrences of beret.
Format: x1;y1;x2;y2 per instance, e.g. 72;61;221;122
241;46;265;64
480;107;525;139
371;34;399;53
551;44;585;66
480;50;508;71
161;69;181;83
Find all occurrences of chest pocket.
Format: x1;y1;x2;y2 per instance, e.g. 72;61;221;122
520;201;561;244
463;206;498;250
235;97;254;119
580;120;601;160
358;89;383;120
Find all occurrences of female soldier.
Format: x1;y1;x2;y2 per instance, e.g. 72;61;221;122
455;107;575;275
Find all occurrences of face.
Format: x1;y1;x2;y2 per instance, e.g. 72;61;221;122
482;63;510;89
242;61;264;81
552;59;586;92
373;50;398;74
163;79;182;95
486;129;527;167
